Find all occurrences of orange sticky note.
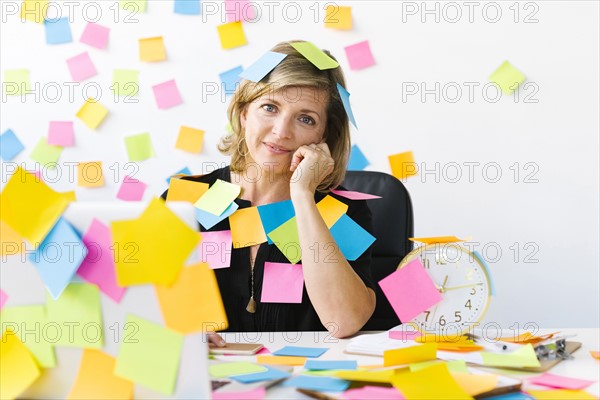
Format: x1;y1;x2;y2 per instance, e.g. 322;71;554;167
176;126;205;153
217;21;247;49
0;329;41;400
67;349;133;400
256;355;307;366
409;236;467;245
451;372;498;396
155;262;228;334
324;5;352;30
0;219;26;256
20;0;48;23
591;350;600;360
77;161;104;187
384;343;437;366
526;390;597;400
392;363;472;400
388;151;418;180
166;178;209;203
76;98;108;129
229;206;267;248
316;195;348;228
139;36;167;61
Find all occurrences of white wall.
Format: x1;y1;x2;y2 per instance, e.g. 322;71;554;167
2;0;598;329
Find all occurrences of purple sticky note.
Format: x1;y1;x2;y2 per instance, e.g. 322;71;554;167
342;386;405;400
344;40;375;71
529;373;595;390
378;258;443;323
224;0;256;22
152;79;182;109
0;289;7;309
116;175;147;201
330;189;381;200
261;262;304;303
47;121;74;147
66;52;97;82
77;219;126;303
199;230;232;269
80;22;110;49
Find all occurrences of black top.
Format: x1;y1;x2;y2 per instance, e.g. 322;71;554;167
161;166;375;332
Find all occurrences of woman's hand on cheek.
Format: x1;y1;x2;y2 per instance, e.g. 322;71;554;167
289;143;334;198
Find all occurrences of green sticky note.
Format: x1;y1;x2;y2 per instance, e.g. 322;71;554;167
409;360;468;373
209;362;267;378
489;61;526;95
193;179;241;216
290;42;339;70
114;315;183;395
267;217;302;264
30;137;63;167
3;69;30;95
45;283;103;348
120;0;146;12
0;305;56;367
124;132;155;162
481;344;540;368
112;69;139;97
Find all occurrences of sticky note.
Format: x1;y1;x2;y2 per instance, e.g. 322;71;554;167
342;386;404;400
209;362;267;378
176;126;204;153
257;200;295;244
0;290;6;309
155;262;228;333
410;360;467;373
384;343;437;367
46;283;103;347
217;21;247;49
0;219;26;257
224;0;257;22
139;36;166;61
30;136;63;166
284;375;350;392
261;262;304;303
200;230;233;269
116;175;147;201
347;144;369;170
80;22;109;49
526;390;597;400
389;329;422;342
152;79;182;109
44;17;71;44
20;0;48;22
194;179;241;216
0;329;41;400
76;98;108;129
66;52;97;81
489;61;526;95
335;369;395;383
450;372;498;396
345;40;375;70
47;121;74;147
389;151;418;180
3;69;30;96
229;206;267;248
240;51;287;82
220;65;244;96
195;201;238;230
267;217;301;264
114;315;183;395
305;360;357;371
77;161;104;187
273;346;328;358
316;195;348;227
337;83;358;129
231;366;290;384
409;236;466;245
120;0;146;12
481;344;541;368
167;178;209;203
591;351;600;360
174;0;200;14
330;189;380;201
529;373;596;390
392;364;471;399
256;355;307;366
166;166;192;183
330;214;376;261
77;219;126;303
324;5;352;29
124;132;155;161
379;257;443;322
112;69;139;97
212;387;266;400
0;129;25;160
291;41;339;70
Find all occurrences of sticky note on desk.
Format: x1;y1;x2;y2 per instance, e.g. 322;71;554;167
330;214;375;261
239;51;287;82
68;349;133;400
66;52;97;81
526;390;597;400
30;137;63;166
209;362;266;378
232;365;290;383
217;21;247;49
167;178;208;203
291;41;339;70
481;344;540;368
342;386;404;400
273;346;328;358
384;343;437;366
229;206;267;248
261;262;304;304
80;22;109;49
45;17;72;44
194;179;241;216
257;200;295;244
256;355;306;366
0;329;41;400
528;373;595;390
489;61;526;95
324;5;352;30
284;375;350;392
124;132;155;161
139;36;166;61
335;369;396;383
76;98;108;129
212;387;266;400
392;363;471;399
0;129;25;160
305;360;357;371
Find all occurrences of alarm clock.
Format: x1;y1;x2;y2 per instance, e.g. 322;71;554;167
398;243;492;335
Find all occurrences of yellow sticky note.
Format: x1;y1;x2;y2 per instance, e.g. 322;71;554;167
0;329;41;400
121;0;146;12
155;263;228;334
209;362;266;378
68;349;134;400
256;355;307;366
389;151;418;180
0;219;26;256
324;5;352;30
194;179;241;216
451;372;498;396
335;369;396;383
29;137;63;167
392;363;473;400
20;0;48;23
167;178;209;203
290;41;339;70
76;98;108;129
591;350;600;360
3;69;30;95
384;343;437;366
410;360;468;373
217;21;247;49
229;206;267;248
267;217;301;264
139;36;166;62
527;390;597;400
316;195;348;228
176;126;204;153
61;190;77;202
481;344;541;368
124;132;155;162
78;161;105;188
410;236;467;245
489;61;526;95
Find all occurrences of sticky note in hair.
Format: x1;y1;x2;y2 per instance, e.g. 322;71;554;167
291;41;339;70
337;83;357;129
240;51;287;82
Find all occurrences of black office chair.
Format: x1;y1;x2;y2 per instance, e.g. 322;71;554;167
341;171;414;330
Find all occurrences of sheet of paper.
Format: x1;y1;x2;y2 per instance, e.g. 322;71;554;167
217;21;247;49
116;175;147;201
139;36;166;61
195;202;238;230
337;83;358;129
66;52;97;81
526;390;597;400
304;360;357;371
481;344;540;368
345;40;375;70
45;17;71;44
239;51;287;82
342;386;404;400
48;121;74;146
209;362;267;378
224;0;256;22
20;0;48;23
489;61;526;95
80;22;109;49
174;0;200;14
284;375;350;392
176;126;204;153
200;230;232;269
291;41;339;70
392;363;472;399
330;214;376;261
330;189;381;200
451;372;498;396
324;5;352;29
76;98;108;129
348;144;369;170
389;151;418;180
267;217;301;264
389;329;423;341
124;132;155;161
0;329;41;400
316;195;348;227
231;366;291;384
220;65;244;95
167;178;208;203
273;346;328;358
152;79;182;109
114;315;183;395
528;373;595;390
77;161;104;187
29;136;63;166
261;262;304;303
112;69;139;97
384;343;437;366
212;387;266;400
120;0;146;12
256;355;307;366
229;206;267;248
378;258;443;322
0;129;25;160
194;179;241;216
257;200;295;244
3;69;30;96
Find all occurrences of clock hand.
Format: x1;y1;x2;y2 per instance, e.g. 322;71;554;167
435;275;449;293
443;283;483;292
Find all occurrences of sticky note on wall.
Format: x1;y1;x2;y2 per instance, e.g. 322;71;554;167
324;5;352;29
77;161;104;187
76;98;108;129
139;36;166;61
3;69;30;96
389;151;418;180
217;21;247;49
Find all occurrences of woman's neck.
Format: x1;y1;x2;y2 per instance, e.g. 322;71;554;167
231;168;291;206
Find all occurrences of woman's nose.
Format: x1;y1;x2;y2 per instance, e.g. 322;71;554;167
272;115;293;139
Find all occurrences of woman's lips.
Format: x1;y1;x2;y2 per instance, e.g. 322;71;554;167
263;142;292;154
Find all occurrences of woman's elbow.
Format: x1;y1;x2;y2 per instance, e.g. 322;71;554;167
330;289;376;338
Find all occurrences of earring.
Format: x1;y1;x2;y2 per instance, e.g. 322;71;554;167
237;136;250;157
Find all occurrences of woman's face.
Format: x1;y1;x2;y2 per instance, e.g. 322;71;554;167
240;86;328;174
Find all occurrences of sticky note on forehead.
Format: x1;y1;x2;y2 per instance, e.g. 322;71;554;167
291;42;339;70
239;51;287;82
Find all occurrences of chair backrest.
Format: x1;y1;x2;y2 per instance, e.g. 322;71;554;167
342;171;414;330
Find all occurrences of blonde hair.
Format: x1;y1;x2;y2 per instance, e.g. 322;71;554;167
219;40;351;192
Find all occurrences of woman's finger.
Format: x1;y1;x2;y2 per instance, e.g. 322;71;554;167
207;332;226;348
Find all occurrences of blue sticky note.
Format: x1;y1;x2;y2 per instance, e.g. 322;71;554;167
195;201;238;230
219;66;244;96
347;144;369;171
45;17;72;45
231;366;291;384
166;166;192;183
304;360;357;371
174;0;201;15
257;200;295;244
28;218;88;300
273;346;328;358
0;129;25;160
486;393;534;400
283;375;350;392
337;83;357;129
330;214;375;261
239;51;287;82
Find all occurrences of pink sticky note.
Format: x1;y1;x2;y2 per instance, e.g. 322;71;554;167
331;189;381;200
47;121;74;146
378;258;443;323
77;219;126;303
344;40;376;71
66;52;97;82
342;386;405;400
152;79;182;109
529;373;595;390
261;262;304;304
223;347;270;356
80;22;110;49
200;230;232;269
224;0;256;22
116;175;147;201
0;289;7;309
212;387;266;400
389;330;423;341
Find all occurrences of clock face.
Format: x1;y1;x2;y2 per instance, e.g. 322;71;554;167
399;244;491;335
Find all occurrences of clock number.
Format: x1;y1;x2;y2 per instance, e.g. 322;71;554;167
423;258;430;269
439;316;446;326
424;311;430;322
470;287;477;295
465;299;472;310
454;311;462;322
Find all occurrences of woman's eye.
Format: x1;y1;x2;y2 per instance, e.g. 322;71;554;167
262;104;276;112
299;116;315;125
